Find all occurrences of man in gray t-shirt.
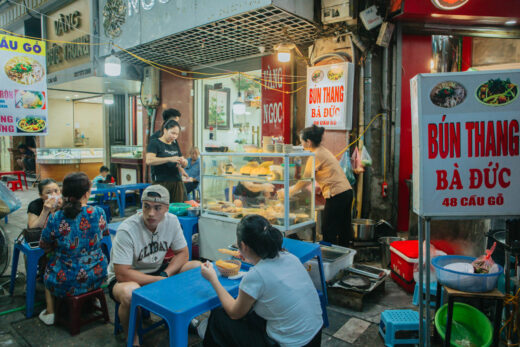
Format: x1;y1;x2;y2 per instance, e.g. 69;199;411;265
108;185;200;345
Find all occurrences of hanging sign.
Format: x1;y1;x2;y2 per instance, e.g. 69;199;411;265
411;69;520;217
0;34;48;136
261;54;291;143
306;62;354;130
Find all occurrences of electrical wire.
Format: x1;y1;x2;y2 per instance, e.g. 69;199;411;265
335;113;384;158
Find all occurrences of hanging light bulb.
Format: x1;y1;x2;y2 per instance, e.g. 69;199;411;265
104;49;121;77
274;43;294;63
233;73;246;116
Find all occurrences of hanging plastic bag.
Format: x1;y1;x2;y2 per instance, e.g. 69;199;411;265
361;146;373;167
339;150;356;186
351;147;364;174
472;242;498;274
0;181;21;218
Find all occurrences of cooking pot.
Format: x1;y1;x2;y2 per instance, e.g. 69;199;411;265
352;219;376;241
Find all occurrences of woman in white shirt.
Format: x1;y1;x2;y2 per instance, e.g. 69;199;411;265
200;215;323;347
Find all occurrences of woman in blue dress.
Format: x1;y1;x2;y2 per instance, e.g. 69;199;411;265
38;172;108;325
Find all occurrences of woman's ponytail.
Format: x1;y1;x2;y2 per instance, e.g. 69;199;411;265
237;215;282;259
61;172;91;219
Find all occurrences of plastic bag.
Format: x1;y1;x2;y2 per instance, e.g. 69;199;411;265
339;150;356;186
351;147;364;174
361;146;373;166
413;242;447;283
0;181;21;218
472;242;497;274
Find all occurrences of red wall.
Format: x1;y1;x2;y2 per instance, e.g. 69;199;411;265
155;71;194;156
397;34;431;232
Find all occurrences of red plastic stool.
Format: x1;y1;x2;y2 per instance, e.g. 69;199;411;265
55;288;110;335
7;180;22;192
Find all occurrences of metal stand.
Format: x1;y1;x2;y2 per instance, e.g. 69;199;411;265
418;216;431;347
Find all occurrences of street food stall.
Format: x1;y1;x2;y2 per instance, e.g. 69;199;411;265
198;151;315;260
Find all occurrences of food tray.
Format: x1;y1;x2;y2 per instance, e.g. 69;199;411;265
432;255;502;292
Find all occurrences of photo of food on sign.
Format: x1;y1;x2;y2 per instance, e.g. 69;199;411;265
15;90;46;109
327;67;343;81
16;116;46;133
4;56;44;85
430;81;466;108
476;78;518;106
311;70;324;83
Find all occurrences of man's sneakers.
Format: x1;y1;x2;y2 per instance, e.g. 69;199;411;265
38;309;55;325
197;318;208;339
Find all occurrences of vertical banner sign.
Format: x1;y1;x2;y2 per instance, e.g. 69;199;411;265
261;55;291;143
306;62;354;130
411;69;520;217
0;34;48;136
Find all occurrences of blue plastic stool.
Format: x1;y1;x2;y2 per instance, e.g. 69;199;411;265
379;310;420;347
177;216;198;260
413;281;443;308
9;241;45;317
114;302;162;344
100;235;112;264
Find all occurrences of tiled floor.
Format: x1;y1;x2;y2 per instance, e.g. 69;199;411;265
0;186;418;346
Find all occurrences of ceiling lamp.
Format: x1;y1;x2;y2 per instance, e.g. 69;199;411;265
103;94;114;105
233;73;246;116
104;50;121;77
274;43;294;63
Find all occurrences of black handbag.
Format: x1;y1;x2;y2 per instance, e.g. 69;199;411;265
23;227;42;243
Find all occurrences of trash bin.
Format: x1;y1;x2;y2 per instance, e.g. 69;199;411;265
378;236;404;268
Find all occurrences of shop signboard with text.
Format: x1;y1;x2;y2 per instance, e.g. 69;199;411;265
261;54;291;142
0;34;48;136
306;62;354;130
411;70;520;217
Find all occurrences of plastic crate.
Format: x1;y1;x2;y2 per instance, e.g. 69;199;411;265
390;240;418;293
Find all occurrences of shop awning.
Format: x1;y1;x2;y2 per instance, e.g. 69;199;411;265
99;0;318;70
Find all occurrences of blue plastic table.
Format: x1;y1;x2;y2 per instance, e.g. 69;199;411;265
90;187;122;216
108;221;122;236
117;183;150;217
126;238;329;346
127;266;242;347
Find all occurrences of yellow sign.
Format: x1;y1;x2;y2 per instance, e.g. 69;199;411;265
0;34;46;56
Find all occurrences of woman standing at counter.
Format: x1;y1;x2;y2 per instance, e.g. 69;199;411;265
278;125;353;246
146;119;188;202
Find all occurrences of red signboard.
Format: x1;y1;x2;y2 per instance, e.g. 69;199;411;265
261;54;291;143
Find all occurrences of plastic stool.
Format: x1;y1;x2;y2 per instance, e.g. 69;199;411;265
177;216;198;260
379;310;420;347
7;180;22;192
55;288;109;335
100;235;112;264
9;241;44;317
413;281;443;307
114;302;161;344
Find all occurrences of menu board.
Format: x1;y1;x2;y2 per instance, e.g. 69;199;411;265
0;34;48;136
411;69;520;217
306;62;354;130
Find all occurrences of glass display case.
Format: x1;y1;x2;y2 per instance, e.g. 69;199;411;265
36;148;103;164
200;152;315;232
111;145;143;159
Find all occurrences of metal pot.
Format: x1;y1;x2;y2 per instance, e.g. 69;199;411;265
352;219;376;241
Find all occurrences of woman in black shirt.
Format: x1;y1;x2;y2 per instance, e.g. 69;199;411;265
27;178;62;228
146;119;188;202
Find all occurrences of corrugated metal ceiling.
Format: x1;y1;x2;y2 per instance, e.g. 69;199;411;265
117;5;318;70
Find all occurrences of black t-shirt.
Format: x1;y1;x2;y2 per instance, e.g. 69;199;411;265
147;138;182;182
27;198;44;216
